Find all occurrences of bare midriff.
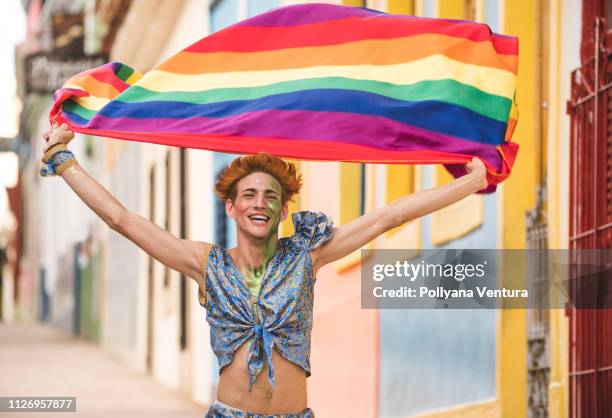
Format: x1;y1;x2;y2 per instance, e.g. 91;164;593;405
216;338;307;414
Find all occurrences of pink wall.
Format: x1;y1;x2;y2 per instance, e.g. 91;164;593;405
309;263;379;418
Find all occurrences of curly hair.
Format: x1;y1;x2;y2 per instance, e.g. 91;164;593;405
214;153;302;205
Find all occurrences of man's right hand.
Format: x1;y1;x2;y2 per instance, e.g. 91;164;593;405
43;122;74;153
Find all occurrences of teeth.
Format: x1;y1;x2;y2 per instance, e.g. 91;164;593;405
249;215;269;222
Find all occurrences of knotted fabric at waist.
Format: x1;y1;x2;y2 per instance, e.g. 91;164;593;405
247;323;275;391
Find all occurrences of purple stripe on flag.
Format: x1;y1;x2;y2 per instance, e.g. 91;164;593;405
88;109;503;171
235;3;394;27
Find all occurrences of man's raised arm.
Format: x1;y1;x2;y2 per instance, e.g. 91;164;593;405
43;123;207;284
310;158;488;272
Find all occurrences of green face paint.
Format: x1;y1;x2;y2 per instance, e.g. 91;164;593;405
265;198;282;235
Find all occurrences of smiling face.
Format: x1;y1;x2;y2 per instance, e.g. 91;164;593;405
226;171;289;241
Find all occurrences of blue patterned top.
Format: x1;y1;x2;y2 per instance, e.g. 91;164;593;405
204;211;334;391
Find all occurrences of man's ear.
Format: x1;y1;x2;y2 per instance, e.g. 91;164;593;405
225;199;235;219
280;202;289;222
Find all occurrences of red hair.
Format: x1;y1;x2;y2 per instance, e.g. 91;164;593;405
214;153;302;205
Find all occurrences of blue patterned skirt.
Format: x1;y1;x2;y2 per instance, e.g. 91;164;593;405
205;400;315;418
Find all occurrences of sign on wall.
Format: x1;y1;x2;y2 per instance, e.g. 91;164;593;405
23;54;107;94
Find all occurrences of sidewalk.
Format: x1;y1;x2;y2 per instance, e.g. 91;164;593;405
0;322;205;418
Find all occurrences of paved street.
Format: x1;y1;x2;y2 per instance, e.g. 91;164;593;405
0;323;205;418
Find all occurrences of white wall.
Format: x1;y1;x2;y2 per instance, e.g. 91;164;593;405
1;265;15;323
155;0;217;404
33;103;101;333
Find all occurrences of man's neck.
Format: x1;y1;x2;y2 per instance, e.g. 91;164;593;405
233;233;278;271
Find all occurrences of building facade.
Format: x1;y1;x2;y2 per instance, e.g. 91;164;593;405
5;1;597;417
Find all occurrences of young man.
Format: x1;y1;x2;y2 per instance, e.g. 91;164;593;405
42;123;488;417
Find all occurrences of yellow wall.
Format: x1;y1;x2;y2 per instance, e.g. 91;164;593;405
438;0;466;19
502;0;537;249
438;0;482;22
339;162;363;225
343;0;366;6
499;0;539;416
386;164;414;236
335;163;375;271
387;0;415;14
546;1;569;417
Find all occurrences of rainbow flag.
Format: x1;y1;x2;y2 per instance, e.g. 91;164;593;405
50;3;519;193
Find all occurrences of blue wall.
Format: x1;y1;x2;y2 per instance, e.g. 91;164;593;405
210;0;238;33
379;169;497;414
248;0;280;17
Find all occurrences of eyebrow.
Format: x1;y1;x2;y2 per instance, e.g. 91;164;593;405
241;187;279;194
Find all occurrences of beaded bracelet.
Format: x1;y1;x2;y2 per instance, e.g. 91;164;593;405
40;144;78;177
42;142;68;163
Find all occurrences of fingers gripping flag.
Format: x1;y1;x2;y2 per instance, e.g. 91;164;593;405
50;3;519;193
